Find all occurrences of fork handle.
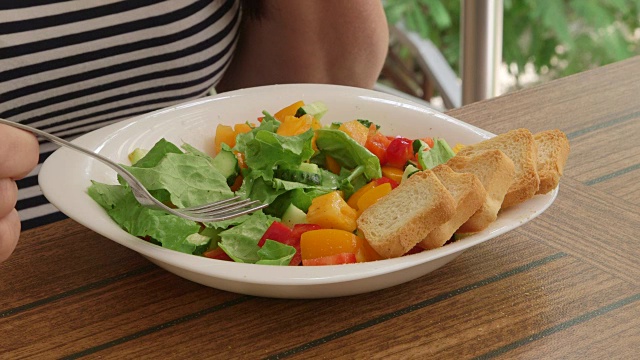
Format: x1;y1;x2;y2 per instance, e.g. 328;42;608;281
0;118;156;205
1;118;114;169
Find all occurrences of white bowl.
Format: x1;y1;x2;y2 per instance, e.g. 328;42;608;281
39;84;557;299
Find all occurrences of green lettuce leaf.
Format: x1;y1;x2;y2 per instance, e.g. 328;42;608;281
417;138;456;170
217;211;276;263
234;115;280;154
123;153;233;208
235;173;288;205
87;181;202;254
244;129;315;179
132;138;183;168
256;240;296;265
315;129;381;180
338;165;368;200
290;188;332;212
181;142;214;163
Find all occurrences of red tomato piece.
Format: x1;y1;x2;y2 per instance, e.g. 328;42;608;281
290;224;322;242
203;247;233;261
287;224;321;266
289;248;303;266
302;253;357;266
258;221;292;247
386;137;414;168
365;132;392;166
374;176;399;189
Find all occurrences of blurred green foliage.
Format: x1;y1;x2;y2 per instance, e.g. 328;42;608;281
384;0;640;87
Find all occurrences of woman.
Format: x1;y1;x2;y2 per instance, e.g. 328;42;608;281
0;0;389;262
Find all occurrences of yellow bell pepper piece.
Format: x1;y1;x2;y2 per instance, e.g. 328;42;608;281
306;191;357;232
325;155;341;175
300;229;366;261
355;229;384;262
338;120;368;146
361;238;384;262
310;117;322;130
356;182;392;216
274;100;304;122
381;166;404;184
214;124;236;154
452;143;466;154
346;181;378;209
234;123;252;134
276;115;308;136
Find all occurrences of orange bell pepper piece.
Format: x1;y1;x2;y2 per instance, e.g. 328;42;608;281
274;100;305;122
277;114;318;137
325;155;341;175
306;191;357;232
300;229;365;260
361;238;384;261
234;123;252;134
338;120;369;146
214;124;236;154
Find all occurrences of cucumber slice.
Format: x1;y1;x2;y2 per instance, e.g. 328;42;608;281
298;162;320;174
295;101;328;119
402;164;420;182
211;149;239;186
281;203;308;227
274;168;322;185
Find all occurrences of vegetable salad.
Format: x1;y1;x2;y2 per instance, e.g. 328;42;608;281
88;101;458;266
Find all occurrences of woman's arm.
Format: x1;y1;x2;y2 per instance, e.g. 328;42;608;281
217;0;389;92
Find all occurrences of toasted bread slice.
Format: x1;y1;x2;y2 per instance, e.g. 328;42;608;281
457;128;539;208
357;170;456;258
419;165;486;250
446;149;516;233
534;129;570;194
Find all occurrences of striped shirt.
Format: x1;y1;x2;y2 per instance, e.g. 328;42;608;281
0;0;241;230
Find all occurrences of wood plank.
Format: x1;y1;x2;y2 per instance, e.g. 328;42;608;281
492;295;640;360
564;116;640;189
0;269;242;358
281;257;637;359
524;177;640;285
589;163;640;207
0;219;149;309
57;237;565;359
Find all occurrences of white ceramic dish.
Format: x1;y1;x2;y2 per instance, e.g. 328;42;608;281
39;84;557;299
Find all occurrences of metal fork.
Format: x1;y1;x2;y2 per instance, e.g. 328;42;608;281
1;118;267;222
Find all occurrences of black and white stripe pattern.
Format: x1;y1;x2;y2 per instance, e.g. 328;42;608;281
1;0;241;229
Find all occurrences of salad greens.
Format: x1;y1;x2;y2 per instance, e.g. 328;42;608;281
315;129;381;180
88;103;456;266
416;138;456;171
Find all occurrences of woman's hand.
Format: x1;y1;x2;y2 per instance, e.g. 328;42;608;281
0;124;39;263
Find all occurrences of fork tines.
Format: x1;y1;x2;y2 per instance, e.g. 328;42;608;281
180;196;268;222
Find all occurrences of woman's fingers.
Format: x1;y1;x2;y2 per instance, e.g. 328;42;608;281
0;123;38;263
0;178;18;219
0;208;21;263
0;123;39;179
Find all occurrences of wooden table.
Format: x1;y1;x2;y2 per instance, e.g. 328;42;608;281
2;56;639;359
